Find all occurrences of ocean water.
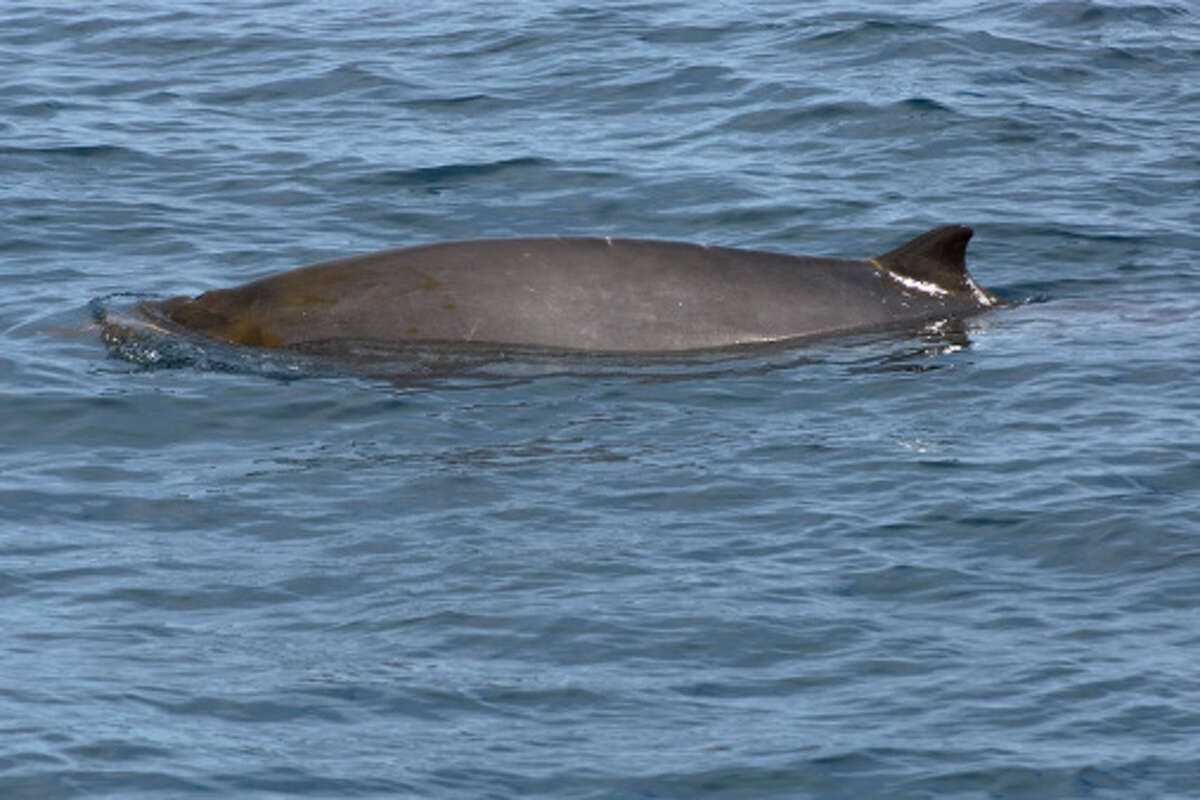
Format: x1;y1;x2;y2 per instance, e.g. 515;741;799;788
3;1;1200;798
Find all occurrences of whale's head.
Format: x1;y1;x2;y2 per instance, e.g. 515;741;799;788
158;286;286;348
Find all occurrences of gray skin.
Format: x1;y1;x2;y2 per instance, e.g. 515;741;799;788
146;225;996;353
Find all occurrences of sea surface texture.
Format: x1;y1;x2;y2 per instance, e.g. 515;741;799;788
3;2;1199;798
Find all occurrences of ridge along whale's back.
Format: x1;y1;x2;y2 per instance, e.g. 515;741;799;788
145;225;998;354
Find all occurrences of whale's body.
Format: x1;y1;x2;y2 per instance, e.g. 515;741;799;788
144;225;995;354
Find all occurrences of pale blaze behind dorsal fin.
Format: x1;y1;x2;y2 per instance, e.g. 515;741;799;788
869;225;975;295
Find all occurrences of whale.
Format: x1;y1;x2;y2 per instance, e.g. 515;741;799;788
134;225;996;355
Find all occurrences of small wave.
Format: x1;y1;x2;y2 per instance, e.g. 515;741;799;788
348;156;553;191
1013;0;1189;29
197;63;398;106
0;143;141;160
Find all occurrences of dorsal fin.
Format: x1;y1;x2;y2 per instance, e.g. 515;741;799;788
870;225;974;294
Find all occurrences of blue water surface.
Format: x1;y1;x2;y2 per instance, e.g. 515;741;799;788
3;2;1200;798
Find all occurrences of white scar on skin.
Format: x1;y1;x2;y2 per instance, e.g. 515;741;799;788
867;258;949;297
964;275;996;306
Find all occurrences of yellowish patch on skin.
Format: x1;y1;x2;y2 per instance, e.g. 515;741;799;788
227;317;285;348
128;317;173;336
287;293;336;309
